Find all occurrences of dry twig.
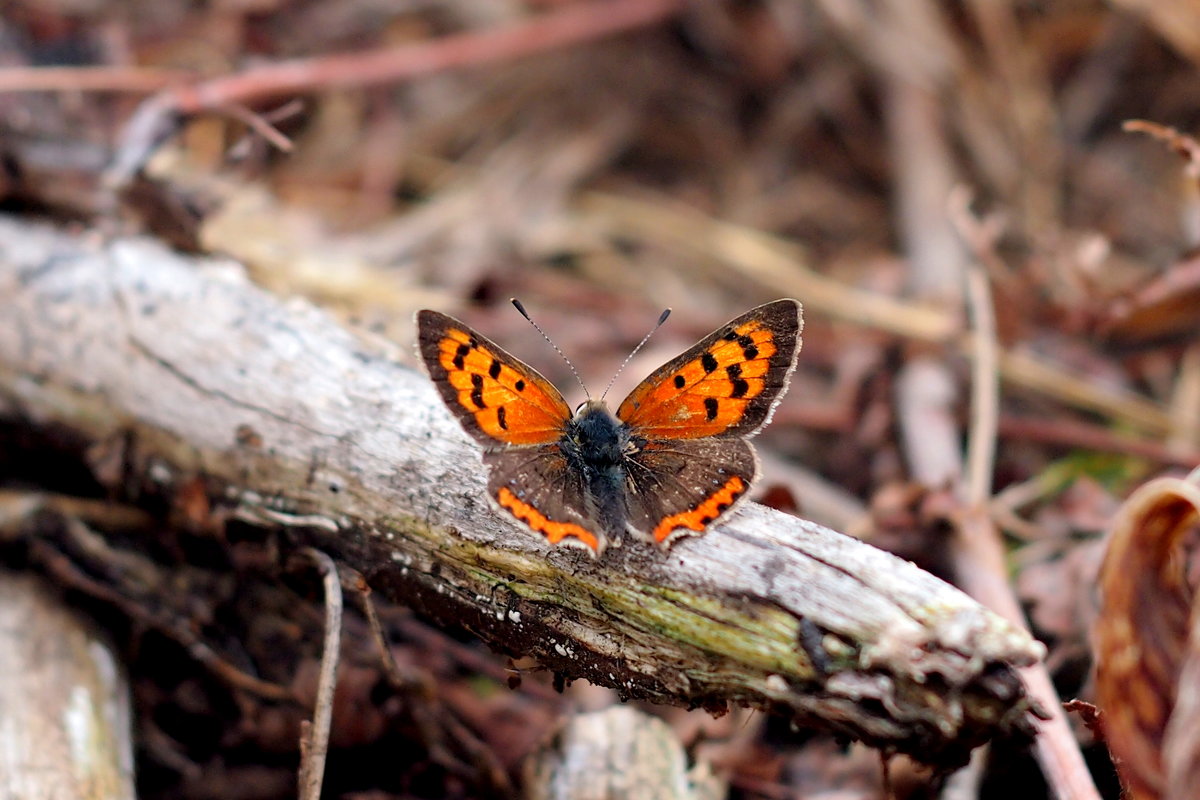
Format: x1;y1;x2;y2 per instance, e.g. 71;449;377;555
951;194;1102;800
106;0;685;187
296;548;342;800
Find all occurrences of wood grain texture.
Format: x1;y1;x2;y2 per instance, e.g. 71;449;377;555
0;216;1044;767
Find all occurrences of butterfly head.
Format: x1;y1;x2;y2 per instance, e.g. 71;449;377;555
573;397;609;417
566;399;629;467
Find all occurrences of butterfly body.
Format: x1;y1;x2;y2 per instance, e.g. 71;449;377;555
558;400;632;539
416;299;803;556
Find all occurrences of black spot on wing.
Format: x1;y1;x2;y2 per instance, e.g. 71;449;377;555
497;405;508;430
470;373;485;409
515;379;526;392
736;334;759;361
726;363;749;398
488;359;501;379
674;374;686;389
701;352;718;373
704;397;719;421
453;343;470;370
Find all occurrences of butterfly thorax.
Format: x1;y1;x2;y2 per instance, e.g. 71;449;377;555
561;399;637;535
565;400;628;464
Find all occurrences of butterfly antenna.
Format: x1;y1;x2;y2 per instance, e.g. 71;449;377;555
600;308;671;401
511;298;590;397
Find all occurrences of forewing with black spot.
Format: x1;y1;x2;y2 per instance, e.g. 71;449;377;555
416;310;571;447
616;299;802;440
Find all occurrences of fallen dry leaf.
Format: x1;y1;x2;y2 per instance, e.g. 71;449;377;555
1094;469;1200;800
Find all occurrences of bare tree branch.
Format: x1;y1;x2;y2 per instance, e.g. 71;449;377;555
0;216;1044;768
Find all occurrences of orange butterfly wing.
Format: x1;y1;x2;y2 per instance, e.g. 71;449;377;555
416;310;571;447
617;299;802;546
616;299;803;440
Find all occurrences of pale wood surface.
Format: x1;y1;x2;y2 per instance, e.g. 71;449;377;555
525;706;724;800
0;571;135;799
0;216;1043;766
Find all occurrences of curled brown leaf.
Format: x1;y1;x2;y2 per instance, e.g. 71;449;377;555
1095;470;1200;800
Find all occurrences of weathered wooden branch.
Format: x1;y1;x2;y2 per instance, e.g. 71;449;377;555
0;570;135;799
0;216;1044;767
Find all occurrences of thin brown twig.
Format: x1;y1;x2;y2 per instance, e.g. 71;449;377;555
952;188;1001;506
29;536;295;701
106;0;685;186
338;568;513;793
296;548;343;800
997;415;1200;468
1123;119;1200;176
218;102;296;153
998;347;1170;435
1124;119;1200;246
186;0;682;112
950;192;1103;800
0;66;193;93
581;191;960;342
227;99;306;159
340;568;424;692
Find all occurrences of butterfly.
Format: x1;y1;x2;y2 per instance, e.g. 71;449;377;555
415;299;803;556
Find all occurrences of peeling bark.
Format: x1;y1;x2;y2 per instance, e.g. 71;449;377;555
0;216;1044;767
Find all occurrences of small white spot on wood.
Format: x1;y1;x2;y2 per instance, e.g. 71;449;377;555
148;461;173;484
765;674;788;693
63;686;94;770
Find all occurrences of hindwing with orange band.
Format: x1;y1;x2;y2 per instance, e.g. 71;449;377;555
623;438;758;545
484;446;602;552
416;310;571;447
616;299;802;440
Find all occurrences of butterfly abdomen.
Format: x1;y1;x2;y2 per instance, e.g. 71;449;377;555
562;401;631;537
